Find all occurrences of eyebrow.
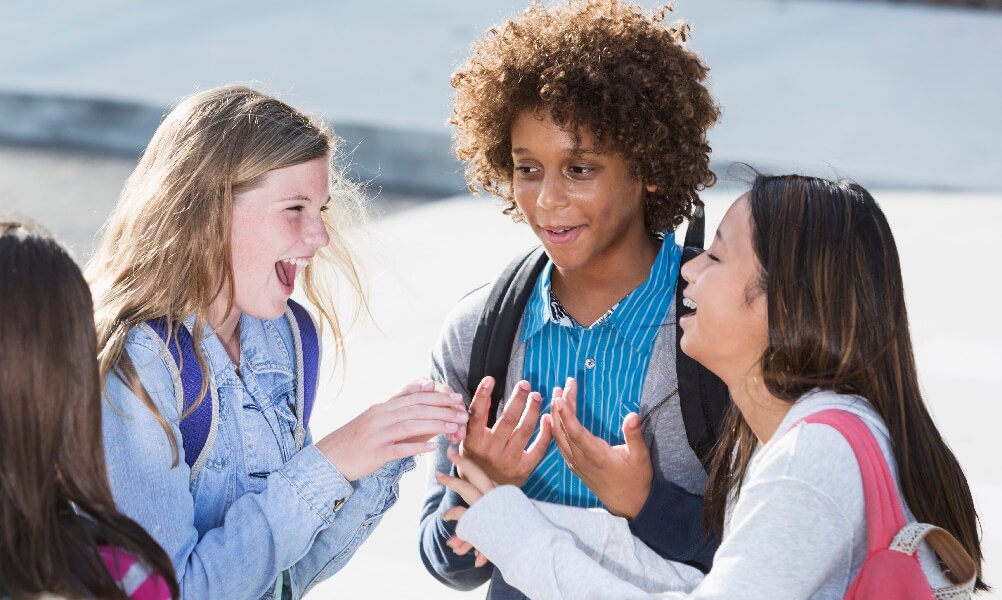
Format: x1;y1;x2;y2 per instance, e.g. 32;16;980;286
511;146;598;156
714;228;727;246
279;194;331;204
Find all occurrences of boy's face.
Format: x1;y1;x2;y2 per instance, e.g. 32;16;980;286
510;109;654;273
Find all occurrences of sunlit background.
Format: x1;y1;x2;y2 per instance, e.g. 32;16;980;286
1;1;999;597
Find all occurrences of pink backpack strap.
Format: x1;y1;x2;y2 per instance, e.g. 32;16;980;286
798;409;905;554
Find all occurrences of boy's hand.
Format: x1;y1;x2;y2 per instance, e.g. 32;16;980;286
550;377;653;519
459;376;552;486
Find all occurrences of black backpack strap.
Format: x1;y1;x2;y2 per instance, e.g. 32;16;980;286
683;198;706;249
467;246;549;427
675;209;730;467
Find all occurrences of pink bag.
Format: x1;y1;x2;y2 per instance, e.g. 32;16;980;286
799;410;977;600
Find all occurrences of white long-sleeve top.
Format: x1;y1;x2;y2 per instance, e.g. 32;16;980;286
456;390;955;599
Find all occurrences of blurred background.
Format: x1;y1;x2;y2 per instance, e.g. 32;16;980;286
1;0;999;597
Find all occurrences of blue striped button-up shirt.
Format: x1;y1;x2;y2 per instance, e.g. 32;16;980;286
521;233;681;507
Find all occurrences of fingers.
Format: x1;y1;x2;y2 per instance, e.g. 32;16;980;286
392;403;470;426
446;534;473;556
550;396;576;468
523;412;553;466
436;471;483;506
492;380;531;438
447;445;495;493
622;412;650;462
391;377;435;399
388;390;467;410
392;419;464;445
443;508;467;525
467;376;494;433
509;390;544;449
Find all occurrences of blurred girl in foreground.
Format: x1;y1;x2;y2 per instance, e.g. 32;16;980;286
0;219;177;599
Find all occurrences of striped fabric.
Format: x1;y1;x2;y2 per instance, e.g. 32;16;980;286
98;546;172;600
520;233;681;507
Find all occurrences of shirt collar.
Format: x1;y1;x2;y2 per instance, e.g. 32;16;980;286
521;232;681;353
187;313;295;387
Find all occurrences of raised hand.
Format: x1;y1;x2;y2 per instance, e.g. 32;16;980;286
550;377;653;518
438;446;497;567
315;379;469;482
459;376;552;486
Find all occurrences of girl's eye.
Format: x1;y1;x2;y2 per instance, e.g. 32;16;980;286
287;205;305;213
569;165;593;175
320;204;329;213
707;253;721;263
515;165;539;175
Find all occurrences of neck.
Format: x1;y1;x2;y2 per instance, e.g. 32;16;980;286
208;297;242;365
727;373;792;445
551;232;659;317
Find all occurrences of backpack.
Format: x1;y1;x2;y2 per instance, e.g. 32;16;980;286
146;298;320;481
467;205;730;466
797;410;977;600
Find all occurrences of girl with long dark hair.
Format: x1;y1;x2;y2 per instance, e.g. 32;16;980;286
0;219;177;599
437;175;986;599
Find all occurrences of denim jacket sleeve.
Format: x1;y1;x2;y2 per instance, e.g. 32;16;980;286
288;429;414;598
102;327;410;599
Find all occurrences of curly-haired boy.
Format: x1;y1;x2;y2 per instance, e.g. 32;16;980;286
420;2;723;597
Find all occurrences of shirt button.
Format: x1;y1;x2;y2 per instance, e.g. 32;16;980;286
333;498;345;512
584;358;596;369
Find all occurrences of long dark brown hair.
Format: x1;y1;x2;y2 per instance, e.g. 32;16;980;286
701;175;985;589
0;219;179;599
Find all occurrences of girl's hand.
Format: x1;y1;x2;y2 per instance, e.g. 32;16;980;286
438;446;496;567
315;379;469;481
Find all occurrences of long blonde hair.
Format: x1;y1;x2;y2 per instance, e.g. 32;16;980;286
87;85;367;465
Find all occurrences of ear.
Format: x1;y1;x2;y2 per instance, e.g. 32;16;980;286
644;183;658;193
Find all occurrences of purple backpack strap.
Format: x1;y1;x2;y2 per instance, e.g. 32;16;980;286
145;319;216;475
147;300;319;475
285;299;319;431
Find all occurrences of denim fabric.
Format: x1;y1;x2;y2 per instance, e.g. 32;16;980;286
103;312;413;600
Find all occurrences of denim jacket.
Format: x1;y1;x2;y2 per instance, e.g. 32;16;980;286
102;311;413;600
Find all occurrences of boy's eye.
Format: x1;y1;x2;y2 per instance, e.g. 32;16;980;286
320;204;329;213
568;165;593;175
287;206;305;213
515;165;539;174
707;253;721;263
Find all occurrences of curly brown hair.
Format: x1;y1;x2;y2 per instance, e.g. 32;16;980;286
451;0;720;231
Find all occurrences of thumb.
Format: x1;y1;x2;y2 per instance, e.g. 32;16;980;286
622;413;649;460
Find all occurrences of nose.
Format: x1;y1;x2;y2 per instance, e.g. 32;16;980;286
536;173;569;211
680;250;708;285
304;214;331;249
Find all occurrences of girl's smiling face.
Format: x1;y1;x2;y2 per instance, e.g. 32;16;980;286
214;157;331;329
678;194;769;385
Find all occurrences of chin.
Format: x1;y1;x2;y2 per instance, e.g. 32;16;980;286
679;333;702;362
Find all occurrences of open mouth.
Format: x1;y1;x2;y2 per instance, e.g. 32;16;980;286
681;296;697;316
540;225;583;244
275;257;310;291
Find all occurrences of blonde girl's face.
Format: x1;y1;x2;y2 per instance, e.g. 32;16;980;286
224;157;331;323
678;194;769;385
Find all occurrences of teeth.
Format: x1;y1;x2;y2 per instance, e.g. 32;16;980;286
282;258;311;267
682;297;697;310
